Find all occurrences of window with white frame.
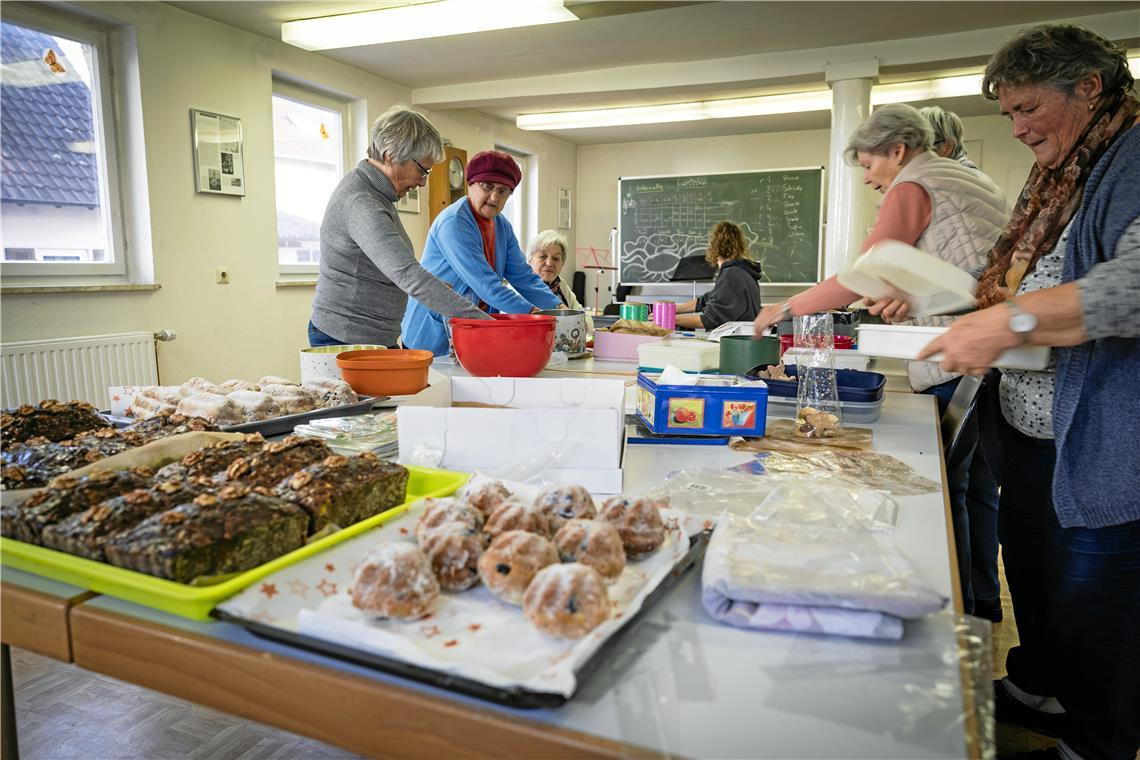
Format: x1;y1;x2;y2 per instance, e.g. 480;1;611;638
497;147;530;250
272;81;349;273
0;12;126;277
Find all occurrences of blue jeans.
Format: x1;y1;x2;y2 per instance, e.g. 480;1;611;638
922;378;1001;615
308;321;343;347
999;418;1140;760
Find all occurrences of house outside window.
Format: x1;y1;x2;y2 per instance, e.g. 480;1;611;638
272;81;349;274
0;14;126;277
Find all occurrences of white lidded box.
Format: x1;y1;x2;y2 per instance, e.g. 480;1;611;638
857;325;1050;371
838;240;977;317
396;375;626;493
638;339;720;372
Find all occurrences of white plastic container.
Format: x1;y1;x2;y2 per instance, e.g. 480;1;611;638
299;345;386;383
837;240;977;317
857;325;1050;371
781;348;871;372
637;339;720;372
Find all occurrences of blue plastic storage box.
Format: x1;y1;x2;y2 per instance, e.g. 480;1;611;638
746;365;886;402
636;373;768;437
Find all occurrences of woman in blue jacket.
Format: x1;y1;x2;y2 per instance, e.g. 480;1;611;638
402;151;561;354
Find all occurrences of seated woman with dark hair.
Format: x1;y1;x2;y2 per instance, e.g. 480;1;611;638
674;221;762;330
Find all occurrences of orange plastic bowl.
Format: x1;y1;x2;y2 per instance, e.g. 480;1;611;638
336;349;433;396
449;314;555;377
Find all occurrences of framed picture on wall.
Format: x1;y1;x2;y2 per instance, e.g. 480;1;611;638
557;187;571;229
191;109;245;196
397;186;420;214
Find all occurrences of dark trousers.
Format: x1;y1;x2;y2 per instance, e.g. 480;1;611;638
999;419;1140;760
922;378;1001;614
308;321;343;347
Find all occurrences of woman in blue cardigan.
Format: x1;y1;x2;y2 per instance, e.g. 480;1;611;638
919;24;1139;760
402;151;561;355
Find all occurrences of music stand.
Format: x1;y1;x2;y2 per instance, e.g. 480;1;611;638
577;246;616;315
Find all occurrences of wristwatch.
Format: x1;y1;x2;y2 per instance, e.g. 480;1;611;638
1004;299;1037;343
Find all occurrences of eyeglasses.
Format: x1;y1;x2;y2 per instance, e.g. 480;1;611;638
411;158;431;178
477;181;512;197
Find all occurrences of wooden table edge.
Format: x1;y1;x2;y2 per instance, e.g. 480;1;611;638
68;603;656;759
0;580;95;662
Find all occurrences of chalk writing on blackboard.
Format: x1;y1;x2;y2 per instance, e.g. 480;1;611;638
617;168;824;285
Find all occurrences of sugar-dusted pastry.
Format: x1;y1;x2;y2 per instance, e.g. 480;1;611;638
524;563;610;639
415;498;484;546
484;498;550;539
181;377;223;396
138;386;187;404
477;530;558;606
421;522;488;592
598;497;666;558
258;376;299;387
349;543;439;620
534;484;596;534
129;393;177;420
174;393;244;426
259;384;320;415
460;480;512;519
225;390;282;422
302;378;359;408
553;519;626;583
217;379;260;393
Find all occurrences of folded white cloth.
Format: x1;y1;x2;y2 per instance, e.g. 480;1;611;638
700;482;946;641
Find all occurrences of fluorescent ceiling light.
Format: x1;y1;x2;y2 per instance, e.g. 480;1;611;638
519;57;1140;131
282;0;576;51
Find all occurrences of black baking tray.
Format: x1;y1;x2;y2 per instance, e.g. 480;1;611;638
101;395;384;437
215;531;709;709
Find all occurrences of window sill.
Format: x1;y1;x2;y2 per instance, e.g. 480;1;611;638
0;283;162;295
275;279;317;288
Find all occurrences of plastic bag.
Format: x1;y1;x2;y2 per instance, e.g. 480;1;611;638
730;450;941;496
793;312;841;435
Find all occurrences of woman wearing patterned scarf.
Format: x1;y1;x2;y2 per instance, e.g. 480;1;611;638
919;25;1139;760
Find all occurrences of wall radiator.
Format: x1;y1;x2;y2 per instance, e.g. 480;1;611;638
1;332;167;409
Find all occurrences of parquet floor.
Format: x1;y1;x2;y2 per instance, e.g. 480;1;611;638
8;649;362;759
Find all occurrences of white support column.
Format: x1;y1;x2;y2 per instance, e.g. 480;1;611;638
823;59;877;280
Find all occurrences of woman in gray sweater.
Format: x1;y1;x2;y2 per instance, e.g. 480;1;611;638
309;106;487;347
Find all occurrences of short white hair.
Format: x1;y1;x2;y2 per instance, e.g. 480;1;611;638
845;103;934;164
367;105;445;164
919;106;967;159
527;229;568;262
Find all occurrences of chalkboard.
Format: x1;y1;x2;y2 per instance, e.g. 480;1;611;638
617;168;824;285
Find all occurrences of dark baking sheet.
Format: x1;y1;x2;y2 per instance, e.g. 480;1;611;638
101;396;384;437
215;531;709;709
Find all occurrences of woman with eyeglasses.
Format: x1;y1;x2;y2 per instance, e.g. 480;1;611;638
402;150;561;355
309;105;488;348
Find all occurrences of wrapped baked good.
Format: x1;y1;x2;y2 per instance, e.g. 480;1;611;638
174;393;244;426
302;378;360;408
225;390;282;422
181;377;223;396
258;376;298;387
217;379;260;393
259;385;320;415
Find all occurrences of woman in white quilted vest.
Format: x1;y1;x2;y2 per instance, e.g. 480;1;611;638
754;103;1009;621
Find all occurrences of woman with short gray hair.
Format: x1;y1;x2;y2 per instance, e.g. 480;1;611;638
919;105;978;169
309;105;488;347
757;101;1008;627
526;229;593;331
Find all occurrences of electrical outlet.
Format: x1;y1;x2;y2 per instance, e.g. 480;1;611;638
216;267;230;285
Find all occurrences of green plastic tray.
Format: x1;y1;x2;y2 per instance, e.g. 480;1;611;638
0;465;468;620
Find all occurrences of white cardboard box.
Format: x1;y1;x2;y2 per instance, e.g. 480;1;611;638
396;376;626;493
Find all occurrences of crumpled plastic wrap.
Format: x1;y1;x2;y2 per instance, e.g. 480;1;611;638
729;449;942;496
793;312;841;429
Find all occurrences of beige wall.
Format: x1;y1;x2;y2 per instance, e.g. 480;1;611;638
0;1;576;384
573;111;1035;309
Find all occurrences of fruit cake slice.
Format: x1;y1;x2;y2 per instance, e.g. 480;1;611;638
272;453;409;533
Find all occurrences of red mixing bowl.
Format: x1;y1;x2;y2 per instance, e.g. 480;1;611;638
449;314;555;377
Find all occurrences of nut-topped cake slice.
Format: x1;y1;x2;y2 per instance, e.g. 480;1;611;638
103;485;309;583
272;453;409;532
155;434;266;482
221;435;332;489
1;467;155;544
